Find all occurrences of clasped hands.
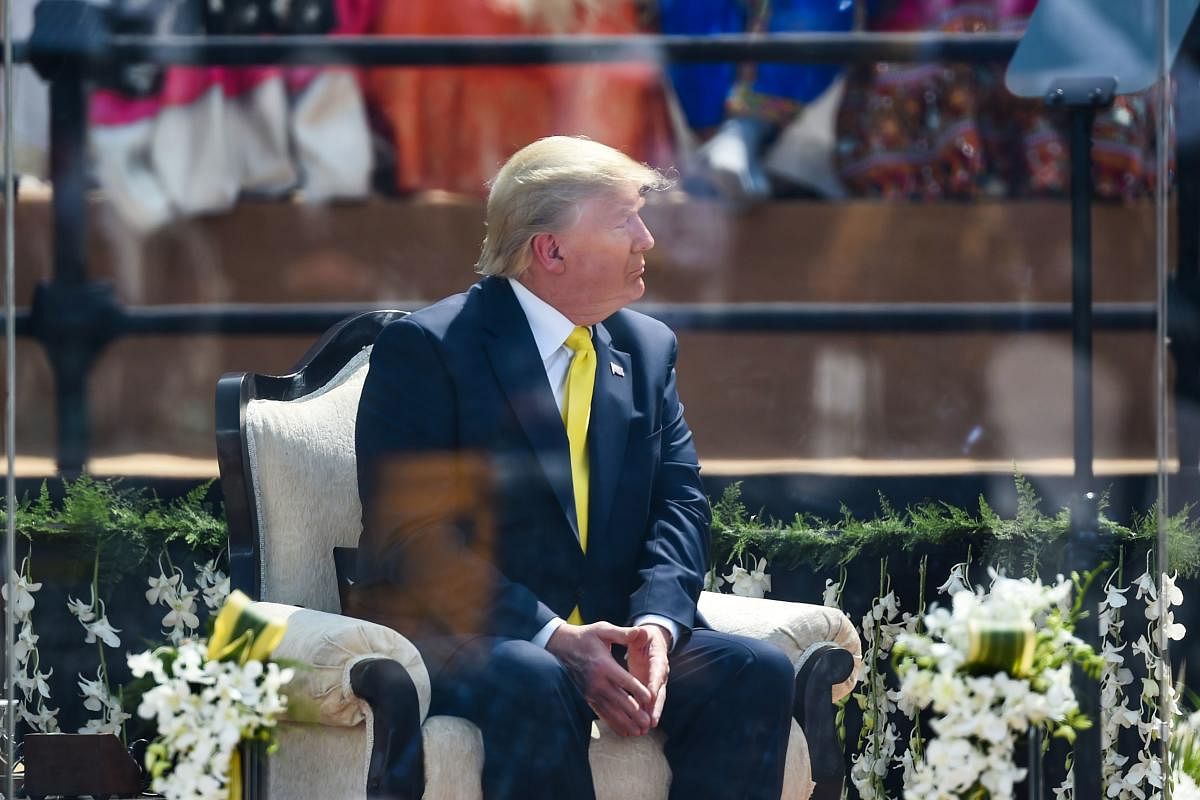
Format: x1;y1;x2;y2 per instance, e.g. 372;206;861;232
546;621;671;737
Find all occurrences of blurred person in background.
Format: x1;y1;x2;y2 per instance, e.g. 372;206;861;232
366;0;674;196
657;0;856;201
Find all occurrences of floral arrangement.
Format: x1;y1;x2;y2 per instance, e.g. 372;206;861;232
706;478;1191;800
891;569;1103;800
126;590;293;800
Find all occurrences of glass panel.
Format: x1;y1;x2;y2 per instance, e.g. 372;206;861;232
1161;0;1192;798
3;0;22;796
3;2;1186;798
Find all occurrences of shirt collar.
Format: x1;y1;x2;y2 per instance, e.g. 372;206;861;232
508;278;578;361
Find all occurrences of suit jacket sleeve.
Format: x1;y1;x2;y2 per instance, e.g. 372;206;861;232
627;333;711;640
355;318;559;641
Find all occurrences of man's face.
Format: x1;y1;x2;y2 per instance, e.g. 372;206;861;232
553;184;655;323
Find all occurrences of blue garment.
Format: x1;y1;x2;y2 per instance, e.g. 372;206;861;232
659;0;856;129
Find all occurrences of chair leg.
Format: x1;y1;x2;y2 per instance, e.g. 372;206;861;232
350;658;426;800
792;645;856;800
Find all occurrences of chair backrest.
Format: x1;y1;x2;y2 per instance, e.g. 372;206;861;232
215;310;407;612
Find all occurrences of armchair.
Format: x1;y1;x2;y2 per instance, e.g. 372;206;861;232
215;310;862;800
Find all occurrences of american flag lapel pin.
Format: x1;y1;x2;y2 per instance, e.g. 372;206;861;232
610;362;625;378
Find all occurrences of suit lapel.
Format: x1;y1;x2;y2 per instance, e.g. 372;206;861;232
588;323;632;545
480;278;579;541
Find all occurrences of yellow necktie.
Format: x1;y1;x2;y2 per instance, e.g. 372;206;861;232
563;326;594;626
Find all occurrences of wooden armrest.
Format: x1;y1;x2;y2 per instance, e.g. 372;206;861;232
793;644;857;800
351;658;426;800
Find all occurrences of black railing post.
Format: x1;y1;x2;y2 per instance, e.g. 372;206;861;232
27;0;122;478
1045;76;1115;800
43;72;90;479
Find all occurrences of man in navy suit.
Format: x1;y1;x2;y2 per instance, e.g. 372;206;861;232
354;136;795;800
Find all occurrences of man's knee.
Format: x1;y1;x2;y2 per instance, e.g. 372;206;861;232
485;639;577;707
714;637;796;715
743;638;795;688
739;633;796;705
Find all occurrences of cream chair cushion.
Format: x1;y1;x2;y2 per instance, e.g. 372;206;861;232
245;346;371;612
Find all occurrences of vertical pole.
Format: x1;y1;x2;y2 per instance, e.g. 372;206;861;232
1156;0;1175;794
1071;106;1096;496
1067;103;1101;800
3;0;17;791
46;71;89;477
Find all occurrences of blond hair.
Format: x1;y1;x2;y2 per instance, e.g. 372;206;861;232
476;136;669;278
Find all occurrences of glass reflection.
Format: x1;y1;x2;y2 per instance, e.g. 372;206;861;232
2;1;1195;798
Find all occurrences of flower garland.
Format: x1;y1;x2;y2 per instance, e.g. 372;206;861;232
1099;560;1139;799
849;557;917;800
3;557;58;732
64;546;132;738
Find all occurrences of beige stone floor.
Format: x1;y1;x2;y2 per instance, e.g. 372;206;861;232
4;453;1172;479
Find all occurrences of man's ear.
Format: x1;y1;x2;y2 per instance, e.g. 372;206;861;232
530;233;566;275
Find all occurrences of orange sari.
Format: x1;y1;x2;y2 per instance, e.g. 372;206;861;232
366;0;675;195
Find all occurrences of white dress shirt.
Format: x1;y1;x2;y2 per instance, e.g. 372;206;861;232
507;278;680;651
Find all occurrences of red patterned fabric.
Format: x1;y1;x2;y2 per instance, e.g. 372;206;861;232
835;0;1163;201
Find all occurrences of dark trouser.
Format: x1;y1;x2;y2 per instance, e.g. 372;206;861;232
424;629;796;800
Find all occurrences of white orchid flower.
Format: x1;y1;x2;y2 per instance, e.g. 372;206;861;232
874;591;899;622
13;624;38;665
723;557;771;599
146;571;181;605
1162;571;1184;606
202;575;230;611
20;700;60;732
66;594;96;623
937;562;971;597
822;577;842;607
128;650;167;682
78;672;110;712
2;567;42;620
78;698;130;735
163;588;200;636
80;600;122;649
1134;570;1158;602
84;618;123;649
16;665;53;699
196;560;218;587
